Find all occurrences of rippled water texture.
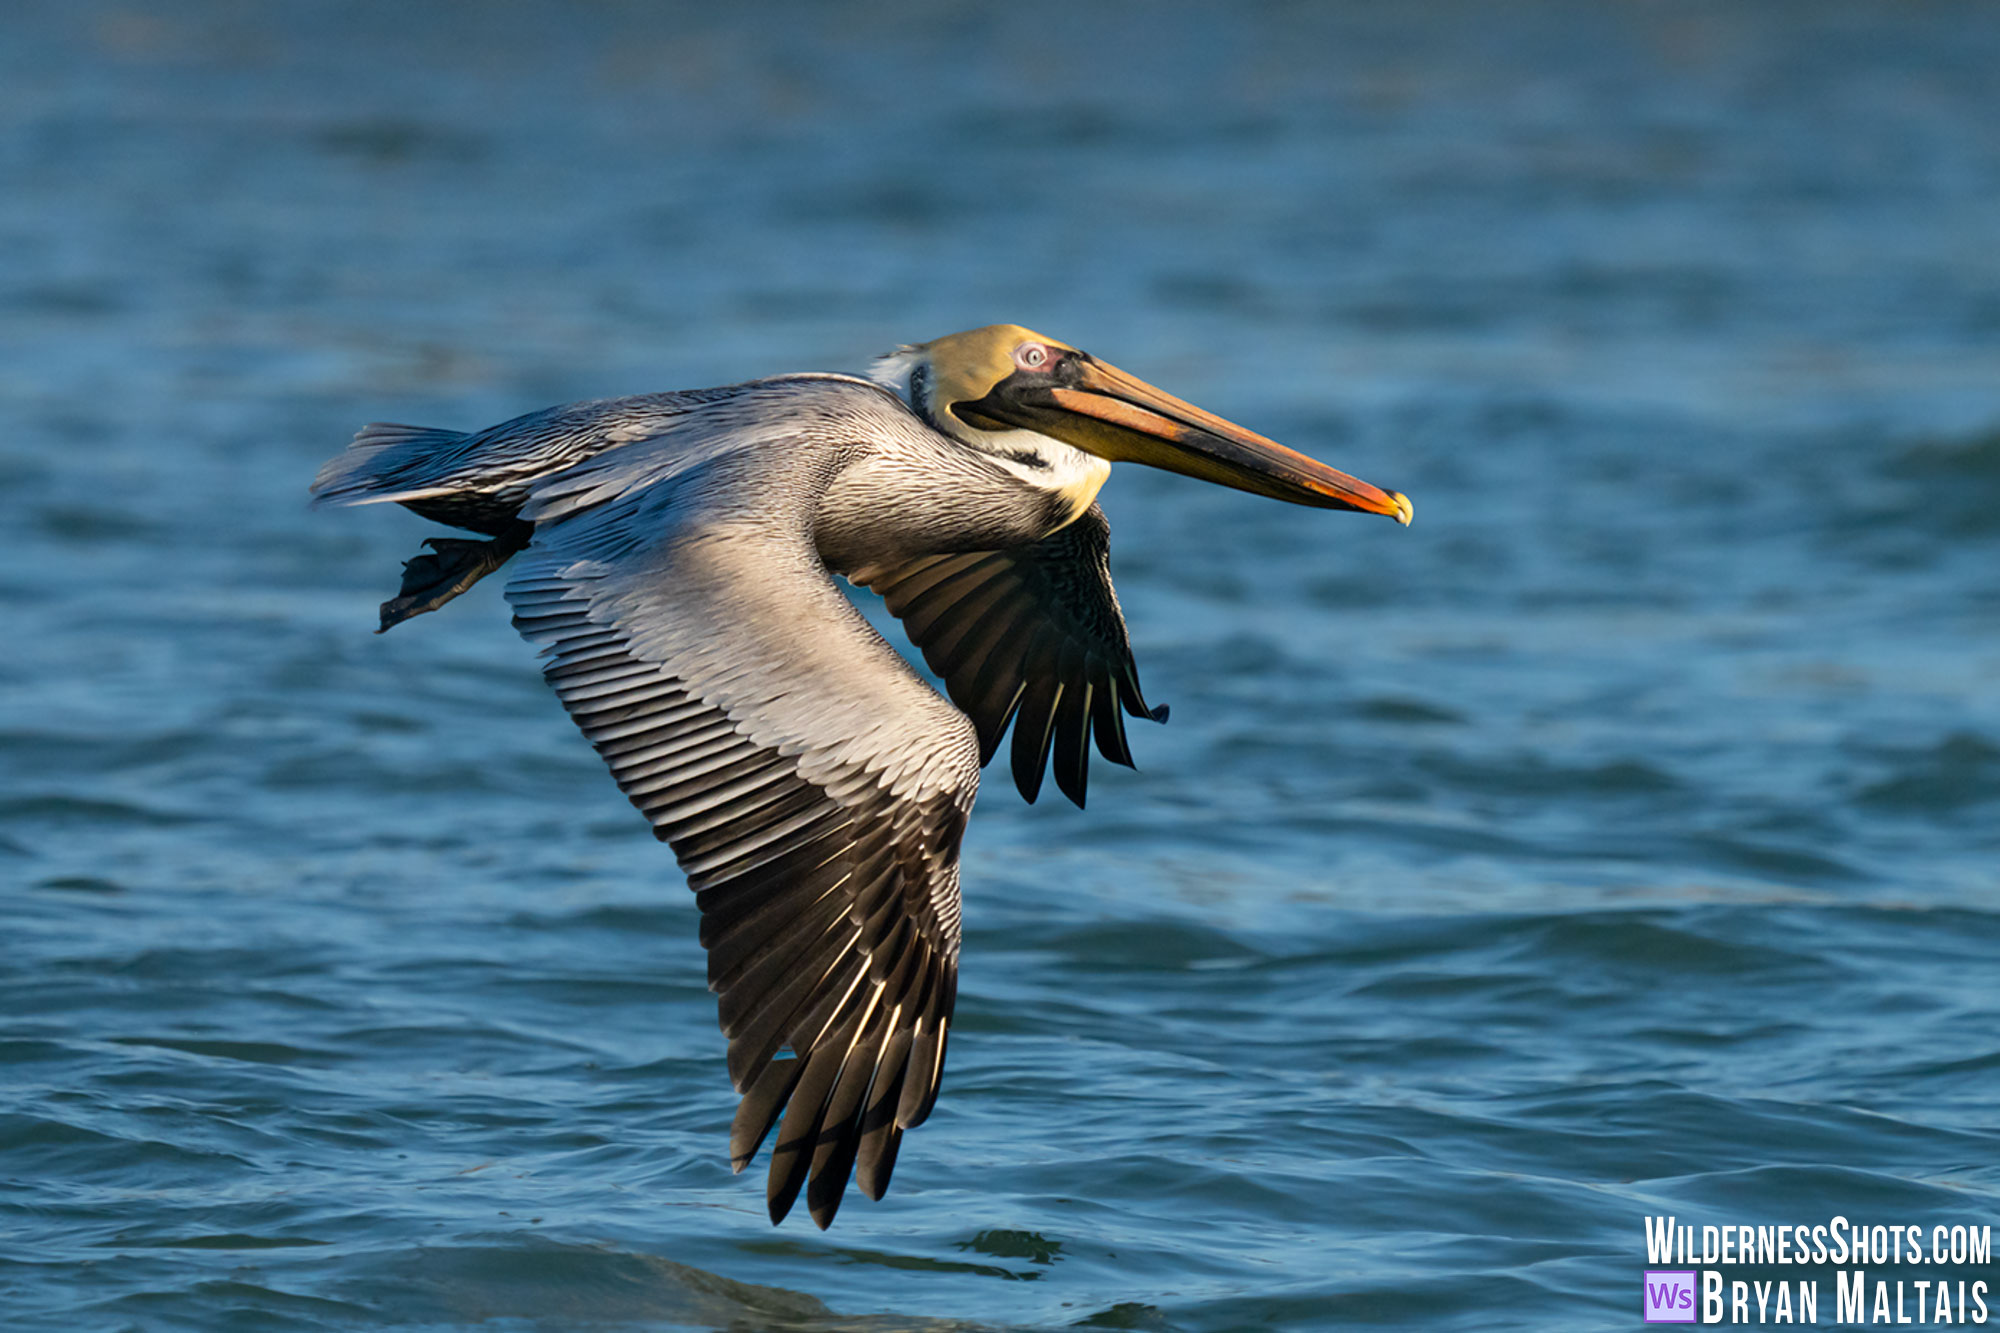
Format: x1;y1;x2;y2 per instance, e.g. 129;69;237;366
6;2;2000;1328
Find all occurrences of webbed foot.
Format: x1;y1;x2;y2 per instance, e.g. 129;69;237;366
377;531;528;633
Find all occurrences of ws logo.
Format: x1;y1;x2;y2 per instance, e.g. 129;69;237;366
1645;1271;1697;1323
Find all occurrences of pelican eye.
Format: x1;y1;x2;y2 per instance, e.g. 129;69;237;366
1013;342;1053;372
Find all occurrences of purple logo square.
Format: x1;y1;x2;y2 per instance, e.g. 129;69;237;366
1644;1271;1697;1322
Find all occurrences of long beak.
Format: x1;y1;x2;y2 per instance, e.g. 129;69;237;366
968;357;1412;523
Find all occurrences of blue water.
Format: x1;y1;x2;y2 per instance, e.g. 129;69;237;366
6;2;2000;1328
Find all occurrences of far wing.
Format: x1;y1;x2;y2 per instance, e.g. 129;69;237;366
506;453;978;1229
849;504;1166;810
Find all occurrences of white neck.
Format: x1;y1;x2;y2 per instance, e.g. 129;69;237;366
969;428;1112;523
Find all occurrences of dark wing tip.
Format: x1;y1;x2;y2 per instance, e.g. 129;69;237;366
1009;681;1059;805
806;1152;856;1229
855;1123;904;1201
1049;660;1093;809
1051;760;1089;810
730;1056;803;1177
1116;667;1167;726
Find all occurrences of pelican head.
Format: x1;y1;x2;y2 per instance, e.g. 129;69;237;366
872;324;1412;524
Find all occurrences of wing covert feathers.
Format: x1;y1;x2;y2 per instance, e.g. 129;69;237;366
851;504;1166;809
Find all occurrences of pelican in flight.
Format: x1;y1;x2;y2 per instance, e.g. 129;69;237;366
312;325;1410;1228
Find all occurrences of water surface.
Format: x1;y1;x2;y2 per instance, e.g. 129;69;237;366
5;2;2000;1328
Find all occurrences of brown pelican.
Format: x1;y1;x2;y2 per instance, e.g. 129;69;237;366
312;325;1410;1228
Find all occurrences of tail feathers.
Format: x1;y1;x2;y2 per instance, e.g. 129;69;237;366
310;423;471;508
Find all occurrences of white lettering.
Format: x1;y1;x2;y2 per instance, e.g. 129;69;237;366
1837;1270;1866;1324
1705;1269;1724;1324
1647;1215;1676;1265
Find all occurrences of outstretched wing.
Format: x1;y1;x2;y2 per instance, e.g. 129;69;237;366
505;449;978;1229
848;504;1166;810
